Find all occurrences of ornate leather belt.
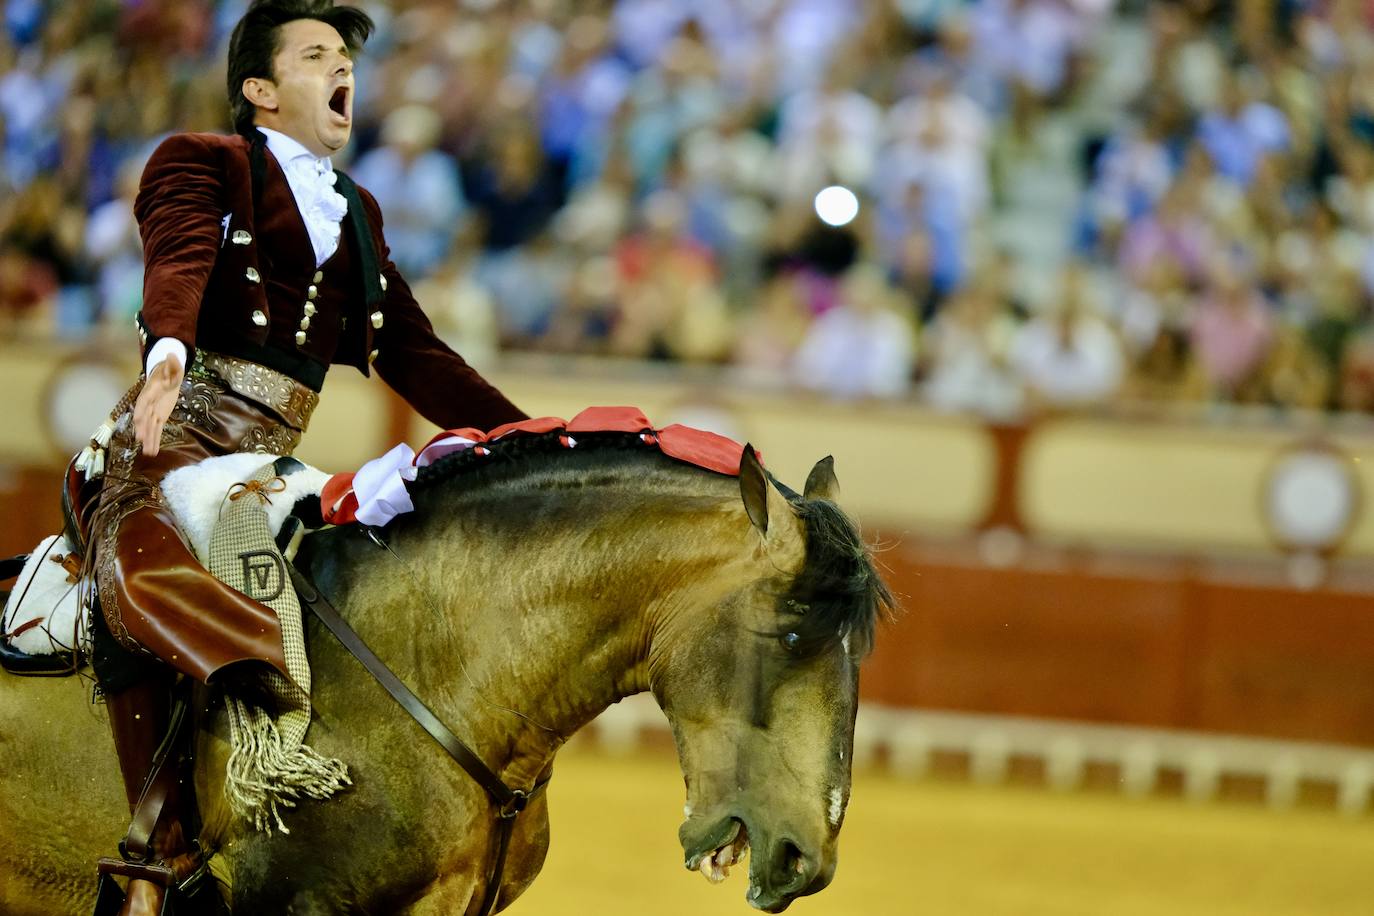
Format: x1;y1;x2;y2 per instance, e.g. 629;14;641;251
191;350;320;431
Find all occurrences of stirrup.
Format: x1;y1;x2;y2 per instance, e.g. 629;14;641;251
93;853;225;916
92;858;175;916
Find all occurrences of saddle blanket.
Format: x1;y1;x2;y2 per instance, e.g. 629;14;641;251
2;406;745;658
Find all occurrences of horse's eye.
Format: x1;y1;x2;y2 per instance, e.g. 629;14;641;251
781;631;802;652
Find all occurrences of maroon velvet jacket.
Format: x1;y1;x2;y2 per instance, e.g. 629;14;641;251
133;130;526;431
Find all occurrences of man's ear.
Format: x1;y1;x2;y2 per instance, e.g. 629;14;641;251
242;77;278;113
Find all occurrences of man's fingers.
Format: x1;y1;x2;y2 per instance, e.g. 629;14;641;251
142;418;163;457
132;355;182;456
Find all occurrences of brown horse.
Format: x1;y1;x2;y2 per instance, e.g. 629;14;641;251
0;431;891;914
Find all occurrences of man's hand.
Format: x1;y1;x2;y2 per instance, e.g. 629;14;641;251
133;354;184;456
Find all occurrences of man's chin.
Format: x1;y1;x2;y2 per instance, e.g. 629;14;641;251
319;130;350;155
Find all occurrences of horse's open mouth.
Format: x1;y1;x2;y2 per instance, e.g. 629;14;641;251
685;818;750;884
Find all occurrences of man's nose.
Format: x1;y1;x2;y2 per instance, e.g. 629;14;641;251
334;56;352;77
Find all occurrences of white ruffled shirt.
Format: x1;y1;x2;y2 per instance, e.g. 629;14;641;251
145;127;350;376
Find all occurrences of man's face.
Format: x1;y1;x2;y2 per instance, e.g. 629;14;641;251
249;18;354;157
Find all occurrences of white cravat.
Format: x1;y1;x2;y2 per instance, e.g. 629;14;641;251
146;128;350;376
257;127;348;268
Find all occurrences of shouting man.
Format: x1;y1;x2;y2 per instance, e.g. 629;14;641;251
85;2;526;912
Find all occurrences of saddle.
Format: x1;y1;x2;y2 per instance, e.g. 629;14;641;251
0;458;98;676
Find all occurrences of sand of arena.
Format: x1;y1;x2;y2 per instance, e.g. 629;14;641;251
507;745;1372;915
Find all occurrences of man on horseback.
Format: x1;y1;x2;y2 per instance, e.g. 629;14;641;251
80;2;526;912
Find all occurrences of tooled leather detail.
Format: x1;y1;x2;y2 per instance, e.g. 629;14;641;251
97;523;141;653
171;375;222;433
239;423;302;455
195;351;318;430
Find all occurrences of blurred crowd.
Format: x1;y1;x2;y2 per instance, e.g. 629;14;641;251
3;0;1374;419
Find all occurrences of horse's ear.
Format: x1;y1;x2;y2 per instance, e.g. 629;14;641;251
740;444;770;534
803;455;839;502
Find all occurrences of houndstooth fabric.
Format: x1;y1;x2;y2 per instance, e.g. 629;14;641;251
208;462;349;832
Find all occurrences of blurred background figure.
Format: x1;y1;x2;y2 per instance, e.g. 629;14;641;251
351;103;466;280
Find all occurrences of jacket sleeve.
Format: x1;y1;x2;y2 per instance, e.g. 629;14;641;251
358;188;528;431
133;133;227;356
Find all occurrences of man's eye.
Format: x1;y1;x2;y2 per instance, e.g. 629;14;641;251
308;53;321;60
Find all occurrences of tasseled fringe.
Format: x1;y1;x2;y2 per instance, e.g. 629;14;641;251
224;695;351;834
75;421;116;480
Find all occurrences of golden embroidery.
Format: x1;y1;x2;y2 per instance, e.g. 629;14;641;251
194;351;318;430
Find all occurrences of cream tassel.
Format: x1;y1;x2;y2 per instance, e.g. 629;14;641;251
74;421;116;480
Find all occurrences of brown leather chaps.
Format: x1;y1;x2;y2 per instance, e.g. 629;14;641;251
90;352;317;685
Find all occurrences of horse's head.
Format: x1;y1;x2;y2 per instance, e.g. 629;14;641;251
650;448;891;912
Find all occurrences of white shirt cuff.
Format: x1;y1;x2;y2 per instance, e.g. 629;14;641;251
145;338;187;378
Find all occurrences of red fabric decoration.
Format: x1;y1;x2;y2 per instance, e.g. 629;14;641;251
488;415;567;439
321;472;358;526
321;406;752;527
567;406;653;434
658;424;752;476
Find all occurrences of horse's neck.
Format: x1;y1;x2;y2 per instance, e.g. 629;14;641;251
319;483;747;786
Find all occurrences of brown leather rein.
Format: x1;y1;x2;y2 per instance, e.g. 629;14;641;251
288;562;548;916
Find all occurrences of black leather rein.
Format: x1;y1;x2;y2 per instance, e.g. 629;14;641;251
288;563;546;916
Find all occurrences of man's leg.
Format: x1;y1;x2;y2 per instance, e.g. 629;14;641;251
90;605;200;916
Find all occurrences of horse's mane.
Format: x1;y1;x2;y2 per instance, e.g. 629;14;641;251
407;429;893;658
411;430;673;491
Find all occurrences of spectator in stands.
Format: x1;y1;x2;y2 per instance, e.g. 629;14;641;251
351;104;465;280
1085;101;1179;254
610;190;731;362
1189;257;1275;400
922;271;1024;418
732;267;812;387
1117;177;1216;286
792;262;915;400
1196;67;1290;188
1261;324;1331;410
774;59;883;199
882;62;991;222
83;156;147;327
1010;263;1124;410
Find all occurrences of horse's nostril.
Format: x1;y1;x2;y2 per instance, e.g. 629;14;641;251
779;839;806;881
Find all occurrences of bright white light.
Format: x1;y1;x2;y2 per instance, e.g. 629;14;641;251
814;185;860;227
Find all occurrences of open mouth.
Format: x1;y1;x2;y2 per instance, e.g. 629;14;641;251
327;85;350;122
685;818;750;885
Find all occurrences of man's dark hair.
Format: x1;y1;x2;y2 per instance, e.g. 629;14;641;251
226;0;374;136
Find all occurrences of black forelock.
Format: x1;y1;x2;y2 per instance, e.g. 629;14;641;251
226;0;374;136
774;497;894;661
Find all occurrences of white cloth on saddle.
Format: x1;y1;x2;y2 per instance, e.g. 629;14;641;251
1;534;85;656
1;454;330;658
